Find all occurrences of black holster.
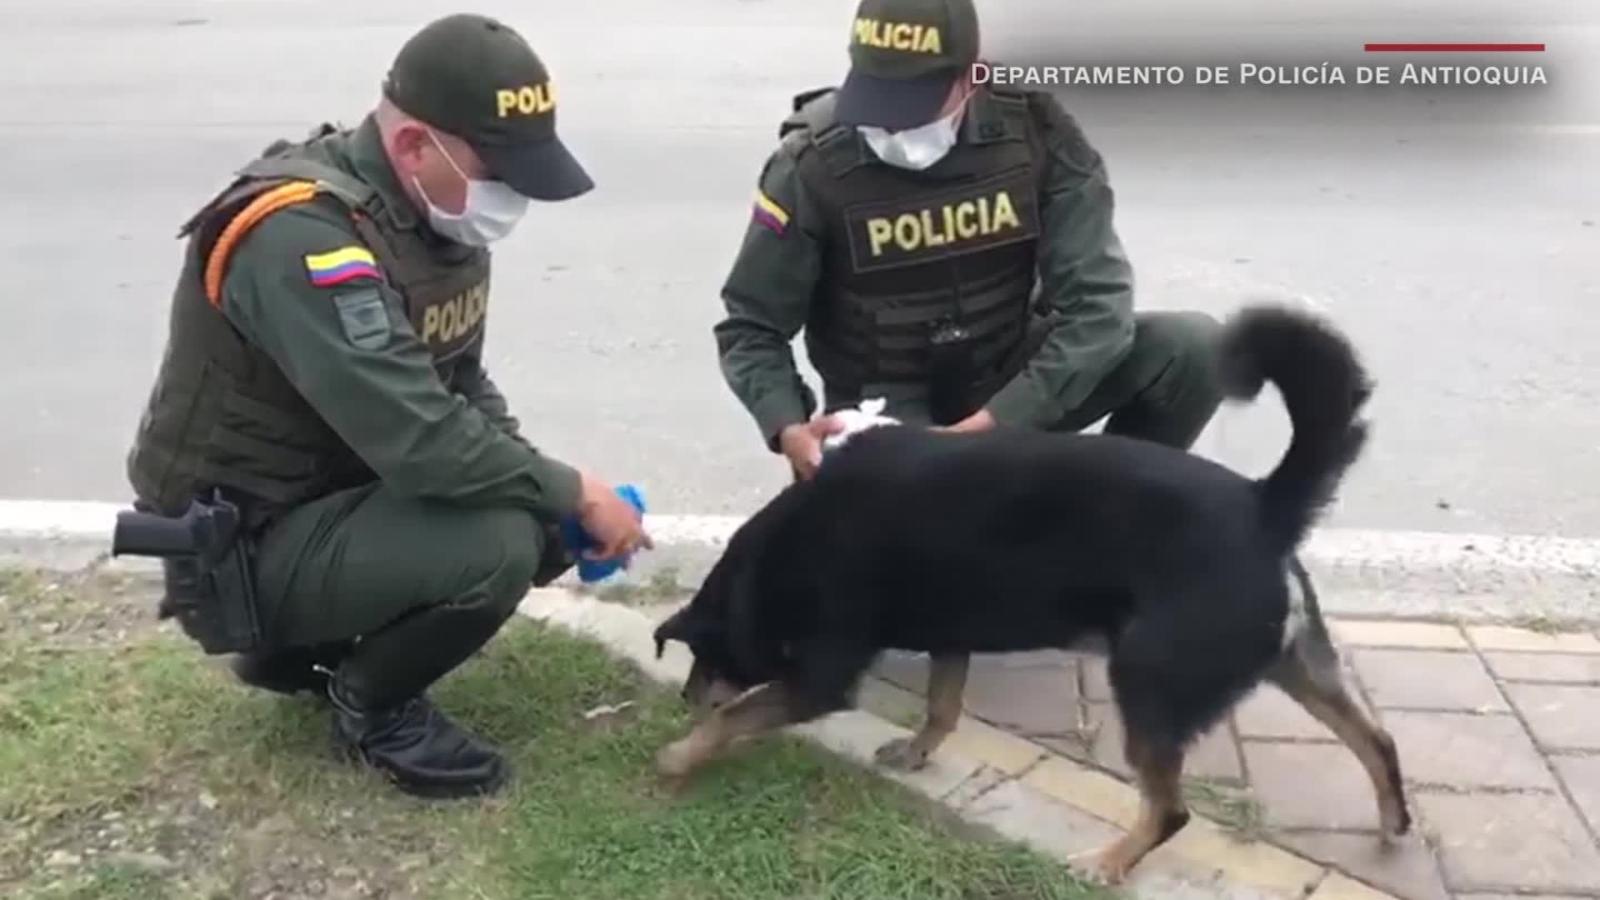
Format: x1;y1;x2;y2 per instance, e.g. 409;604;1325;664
928;313;1055;426
112;490;264;656
531;520;576;588
927;321;984;426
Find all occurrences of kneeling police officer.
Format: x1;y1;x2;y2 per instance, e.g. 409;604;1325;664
714;0;1226;477
120;14;648;798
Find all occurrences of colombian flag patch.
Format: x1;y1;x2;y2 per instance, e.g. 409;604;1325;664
304;246;381;288
752;191;790;236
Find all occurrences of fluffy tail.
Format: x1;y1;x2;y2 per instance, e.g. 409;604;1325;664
1217;304;1374;554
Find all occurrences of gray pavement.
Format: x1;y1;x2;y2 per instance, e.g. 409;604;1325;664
866;615;1600;899
1;0;1596;537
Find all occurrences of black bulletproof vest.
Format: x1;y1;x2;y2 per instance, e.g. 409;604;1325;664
126;125;491;519
788;88;1048;422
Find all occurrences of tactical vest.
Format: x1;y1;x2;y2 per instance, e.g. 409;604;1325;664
126;125;492;520
785;88;1049;422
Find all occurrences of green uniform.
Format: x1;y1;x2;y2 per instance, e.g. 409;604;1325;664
124;11;602;799
714;86;1222;448
125;116;576;707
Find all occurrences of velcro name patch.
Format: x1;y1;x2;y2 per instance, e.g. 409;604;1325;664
843;166;1040;274
333;287;392;351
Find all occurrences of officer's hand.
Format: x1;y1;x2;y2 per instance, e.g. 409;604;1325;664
778;415;846;481
576;472;653;562
933;409;997;434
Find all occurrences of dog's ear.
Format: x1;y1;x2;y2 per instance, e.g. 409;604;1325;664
653;605;696;659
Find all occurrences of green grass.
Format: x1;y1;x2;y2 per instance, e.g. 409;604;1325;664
19;865;174;900
0;567;1112;900
579;564;690;607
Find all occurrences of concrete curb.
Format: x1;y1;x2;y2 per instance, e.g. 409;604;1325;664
3;500;1598;622
624;516;1600;622
515;587;1403;900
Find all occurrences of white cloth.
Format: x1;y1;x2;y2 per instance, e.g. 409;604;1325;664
821;397;902;454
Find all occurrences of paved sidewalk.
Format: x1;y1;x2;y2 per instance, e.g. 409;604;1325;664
864;619;1600;900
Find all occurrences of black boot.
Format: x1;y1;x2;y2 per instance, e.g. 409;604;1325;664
327;677;508;799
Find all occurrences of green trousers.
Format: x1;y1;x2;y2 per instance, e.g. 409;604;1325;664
249;483;552;709
1041;309;1223;450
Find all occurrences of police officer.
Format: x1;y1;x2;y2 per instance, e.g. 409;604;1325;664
714;0;1225;478
124;13;649;798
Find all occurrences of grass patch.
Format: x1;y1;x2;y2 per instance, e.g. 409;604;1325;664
0;567;1111;900
576;565;690;607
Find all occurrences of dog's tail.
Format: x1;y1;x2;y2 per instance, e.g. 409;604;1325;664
1217;304;1374;554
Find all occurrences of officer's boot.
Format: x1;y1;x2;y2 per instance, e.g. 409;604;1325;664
318;517;538;798
327;672;508;799
321;584;526;798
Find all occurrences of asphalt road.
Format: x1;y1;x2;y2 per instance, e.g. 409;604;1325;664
2;0;1596;537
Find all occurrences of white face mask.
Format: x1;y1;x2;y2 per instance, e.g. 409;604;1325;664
858;99;968;171
412;129;529;246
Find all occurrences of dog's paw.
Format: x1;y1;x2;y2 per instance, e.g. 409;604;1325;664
1067;845;1131;886
873;737;930;772
1380;803;1414;841
655;738;699;780
1089;859;1130;887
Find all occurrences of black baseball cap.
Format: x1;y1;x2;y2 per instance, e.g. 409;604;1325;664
835;0;980;131
382;13;593;201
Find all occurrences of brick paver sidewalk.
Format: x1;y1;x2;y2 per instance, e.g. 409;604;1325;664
862;619;1600;900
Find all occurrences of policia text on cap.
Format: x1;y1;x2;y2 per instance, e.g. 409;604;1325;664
714;0;1226;479
115;14;650;800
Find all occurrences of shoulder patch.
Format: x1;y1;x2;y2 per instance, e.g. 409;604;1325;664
332;286;392;351
304;245;380;288
751;190;791;236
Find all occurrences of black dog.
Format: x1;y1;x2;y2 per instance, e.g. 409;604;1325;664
653;304;1409;882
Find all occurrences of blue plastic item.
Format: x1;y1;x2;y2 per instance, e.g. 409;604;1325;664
560;484;647;583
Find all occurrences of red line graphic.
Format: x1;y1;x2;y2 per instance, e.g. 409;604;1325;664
1364;43;1545;52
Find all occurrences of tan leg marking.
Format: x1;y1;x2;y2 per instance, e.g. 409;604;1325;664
1270;649;1411;835
656;682;796;779
874;652;971;771
1085;730;1190;884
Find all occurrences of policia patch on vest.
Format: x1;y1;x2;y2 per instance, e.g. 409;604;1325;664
843;165;1041;274
333;287;393;351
